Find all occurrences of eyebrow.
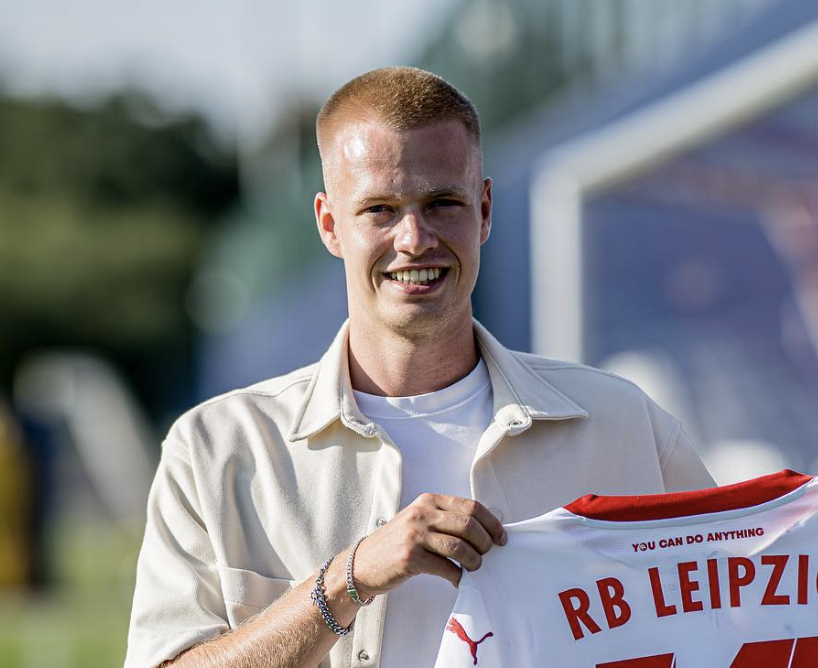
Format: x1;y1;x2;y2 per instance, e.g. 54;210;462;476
352;186;472;210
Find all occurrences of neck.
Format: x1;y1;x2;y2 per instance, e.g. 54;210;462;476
348;317;479;397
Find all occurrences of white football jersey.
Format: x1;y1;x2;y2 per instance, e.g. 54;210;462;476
433;470;818;668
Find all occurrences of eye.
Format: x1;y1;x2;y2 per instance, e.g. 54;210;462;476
429;199;460;209
365;204;393;215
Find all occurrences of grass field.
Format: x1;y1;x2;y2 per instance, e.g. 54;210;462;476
0;516;141;668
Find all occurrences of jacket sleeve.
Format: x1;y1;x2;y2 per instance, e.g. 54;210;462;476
660;421;716;493
124;439;229;668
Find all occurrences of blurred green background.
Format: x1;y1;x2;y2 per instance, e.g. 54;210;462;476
0;88;239;667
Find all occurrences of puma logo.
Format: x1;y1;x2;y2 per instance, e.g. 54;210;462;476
446;617;494;665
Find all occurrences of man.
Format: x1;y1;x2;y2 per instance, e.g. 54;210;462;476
125;67;714;668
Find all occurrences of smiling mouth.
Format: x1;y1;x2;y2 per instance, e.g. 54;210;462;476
384;267;448;286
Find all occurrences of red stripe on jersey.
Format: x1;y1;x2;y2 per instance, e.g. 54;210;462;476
565;470;813;522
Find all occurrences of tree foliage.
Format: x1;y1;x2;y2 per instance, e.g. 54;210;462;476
0;89;239;414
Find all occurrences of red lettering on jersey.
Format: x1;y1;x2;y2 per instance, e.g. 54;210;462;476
760;555;790;605
648;567;677;617
597;577;632;629
728;557;755;607
659;537;683;549
707;558;722;609
597;654;675;668
729;638;793;666
798;554;809;604
790;636;818;667
677;561;704;613
558;587;601;640
612;637;818;668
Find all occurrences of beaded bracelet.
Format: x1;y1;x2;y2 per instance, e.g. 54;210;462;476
346;536;374;606
311;556;352;636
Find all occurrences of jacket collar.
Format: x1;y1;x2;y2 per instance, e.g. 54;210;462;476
286;319;588;442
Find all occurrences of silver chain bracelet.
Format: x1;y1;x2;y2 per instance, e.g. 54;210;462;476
311;556;352;636
346;536;374;606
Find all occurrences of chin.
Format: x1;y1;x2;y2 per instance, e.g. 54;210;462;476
381;304;463;339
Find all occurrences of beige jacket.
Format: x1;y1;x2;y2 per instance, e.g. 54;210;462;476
125;320;714;668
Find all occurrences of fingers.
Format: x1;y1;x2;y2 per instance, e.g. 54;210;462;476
412;548;463;588
428;512;494;559
425;494;507;547
348;494;506;595
350;521;465;593
426;531;484;572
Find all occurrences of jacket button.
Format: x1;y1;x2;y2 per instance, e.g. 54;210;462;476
488;507;504;522
358;649;370;661
376;517;387;527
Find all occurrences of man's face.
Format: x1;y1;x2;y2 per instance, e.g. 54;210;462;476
315;119;492;338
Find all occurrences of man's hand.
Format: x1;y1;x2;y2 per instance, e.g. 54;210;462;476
350;494;508;597
162;496;506;667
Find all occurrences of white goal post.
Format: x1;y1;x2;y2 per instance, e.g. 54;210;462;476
530;18;818;362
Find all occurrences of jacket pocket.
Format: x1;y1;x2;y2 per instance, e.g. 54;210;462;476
217;564;296;628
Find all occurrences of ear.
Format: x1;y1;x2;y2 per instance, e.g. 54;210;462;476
314;192;344;259
479;177;492;245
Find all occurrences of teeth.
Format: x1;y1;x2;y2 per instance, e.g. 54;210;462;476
388;268;443;284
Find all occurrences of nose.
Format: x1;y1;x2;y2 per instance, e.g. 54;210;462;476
393;211;438;257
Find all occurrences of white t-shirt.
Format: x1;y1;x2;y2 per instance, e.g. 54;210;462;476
353;358;493;668
434;469;818;667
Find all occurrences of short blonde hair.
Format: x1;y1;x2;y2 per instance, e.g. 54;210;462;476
316;66;481;163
